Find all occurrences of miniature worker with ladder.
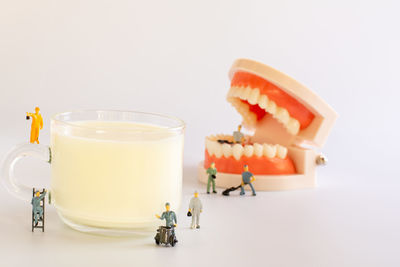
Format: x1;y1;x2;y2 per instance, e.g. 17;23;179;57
32;188;47;232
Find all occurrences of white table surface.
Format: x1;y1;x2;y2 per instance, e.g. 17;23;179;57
0;137;399;267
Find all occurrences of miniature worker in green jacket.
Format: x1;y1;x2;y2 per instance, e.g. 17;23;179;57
206;162;217;194
31;190;47;226
156;202;177;228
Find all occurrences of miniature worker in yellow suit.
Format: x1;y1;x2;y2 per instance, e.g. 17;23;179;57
26;107;43;144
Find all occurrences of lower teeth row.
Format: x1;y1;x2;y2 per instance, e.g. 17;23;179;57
206;137;288;160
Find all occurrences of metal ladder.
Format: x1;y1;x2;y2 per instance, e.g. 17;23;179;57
32;188;45;232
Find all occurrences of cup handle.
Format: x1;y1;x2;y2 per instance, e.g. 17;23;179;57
1;143;51;202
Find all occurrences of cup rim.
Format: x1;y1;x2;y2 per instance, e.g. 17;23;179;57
51;109;186;133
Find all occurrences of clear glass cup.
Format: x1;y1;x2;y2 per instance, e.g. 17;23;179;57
1;110;185;235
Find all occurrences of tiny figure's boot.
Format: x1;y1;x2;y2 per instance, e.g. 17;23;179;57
240;186;245;195
249;183;256;196
196;225;200;229
211;180;217;194
207;180;211;194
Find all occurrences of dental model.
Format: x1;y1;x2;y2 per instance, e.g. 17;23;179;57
198;59;337;191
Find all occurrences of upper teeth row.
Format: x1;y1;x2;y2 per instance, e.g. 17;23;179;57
227;97;257;127
227;86;300;135
205;138;288;160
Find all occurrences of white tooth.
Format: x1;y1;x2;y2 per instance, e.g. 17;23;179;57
258;95;268;109
232;144;244;160
214;143;223;158
263;144;276;158
241;87;251;100
227;88;233;97
275;107;290;124
232;87;240;97
238;88;247;100
222;144;232;158
265;100;277;115
287;118;300;135
229;96;238;104
205;139;212;154
253;143;263;157
206;140;215;155
228;88;235;97
276;145;288;159
237;87;243;97
243;145;254;157
248;89;260;105
230;87;236;97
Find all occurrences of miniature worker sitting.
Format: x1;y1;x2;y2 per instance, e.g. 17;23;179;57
188;191;203;229
241;165;256;196
233;124;245;144
31;190;47;226
156;202;177;230
26;107;43;144
206;162;217;194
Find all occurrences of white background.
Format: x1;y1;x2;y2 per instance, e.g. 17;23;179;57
0;1;399;266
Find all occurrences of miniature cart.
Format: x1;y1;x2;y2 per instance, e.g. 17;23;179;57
154;226;177;247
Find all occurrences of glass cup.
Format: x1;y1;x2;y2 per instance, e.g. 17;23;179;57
1;110;185;235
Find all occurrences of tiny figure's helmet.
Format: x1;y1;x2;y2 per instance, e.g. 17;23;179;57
165;202;170;207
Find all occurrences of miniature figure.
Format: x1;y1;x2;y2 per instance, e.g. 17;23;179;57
240;165;256;196
206;162;217;194
187;191;202;229
155;202;178;246
222;165;256;196
233;124;244;143
31;188;47;232
26;107;43;144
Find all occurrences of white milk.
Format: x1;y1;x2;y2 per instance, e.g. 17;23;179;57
50;121;183;229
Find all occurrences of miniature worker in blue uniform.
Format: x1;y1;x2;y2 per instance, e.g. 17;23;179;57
233;124;244;143
188;191;203;229
31;190;47;226
206;162;217;194
156;202;177;228
241;165;256;196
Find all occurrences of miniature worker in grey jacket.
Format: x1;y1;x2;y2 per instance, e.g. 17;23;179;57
31;190;47;226
188;191;203;229
233;124;245;143
156;202;177;228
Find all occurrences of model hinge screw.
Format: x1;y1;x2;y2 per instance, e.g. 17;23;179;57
316;154;327;165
